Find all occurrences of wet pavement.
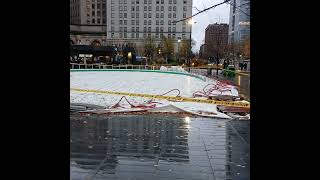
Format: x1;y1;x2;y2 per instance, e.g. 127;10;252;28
70;114;250;180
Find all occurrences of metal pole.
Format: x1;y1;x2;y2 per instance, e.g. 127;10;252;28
189;25;192;72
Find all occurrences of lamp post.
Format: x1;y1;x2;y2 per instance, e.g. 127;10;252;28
177;39;181;64
188;20;196;72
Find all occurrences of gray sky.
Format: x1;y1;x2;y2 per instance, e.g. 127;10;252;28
191;0;230;52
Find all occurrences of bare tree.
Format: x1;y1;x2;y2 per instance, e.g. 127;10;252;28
179;38;196;64
159;36;175;64
143;36;157;64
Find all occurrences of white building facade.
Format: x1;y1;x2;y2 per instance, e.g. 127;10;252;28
106;0;192;55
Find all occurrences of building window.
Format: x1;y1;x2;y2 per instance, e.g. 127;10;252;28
124;27;127;32
156;13;159;18
173;6;176;11
156;27;159;32
92;11;95;16
111;26;115;31
156;20;159;25
169;0;172;4
132;0;135;4
131;13;135;18
136;0;139;4
161;0;164;4
111;6;115;11
111;0;115;4
136;13;139;18
124;0;127;4
173;13;176;18
124;20;127;25
144;13;147;18
136;20;139;25
160;20;164;25
92;19;95;23
120;13;123;18
144;20;147;25
136;27;139;32
92;4;95;9
124;13;127;18
168;27;171;32
120;33;123;38
173;0;176;4
148;0;151;4
111;33;114;38
148;27;151;32
168;13;172;18
144;0;147;4
103;19;106;24
169;6;172;11
111;20;115;24
182;34;185;38
119;20;123;25
144;33;147;38
132;20;135;25
136;6;139;11
136;33;139;38
173;27;176;32
172;34;176;39
183;27;186;32
160;13;164;18
124;33;127;38
132;6;135;11
148;13;152;18
124;6;127;11
183;0;187;4
148;20;151;25
183;13;186;18
144;27;147;32
144;6;147;11
156;6;159;11
148;6;152;11
97;19;100;24
183;6;187;11
120;27;123;32
132;33;135;38
161;6;164;11
168;34;171;38
168;20;171;25
156;0;159;4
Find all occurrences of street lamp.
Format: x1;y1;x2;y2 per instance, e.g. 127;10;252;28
128;52;132;64
187;20;196;72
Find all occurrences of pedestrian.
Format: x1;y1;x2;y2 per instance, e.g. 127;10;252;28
239;62;243;71
244;63;247;71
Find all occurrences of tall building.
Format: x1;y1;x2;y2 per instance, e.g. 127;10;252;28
70;0;107;45
228;0;250;43
105;0;192;55
202;23;229;59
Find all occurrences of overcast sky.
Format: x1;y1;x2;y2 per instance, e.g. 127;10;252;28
191;0;230;52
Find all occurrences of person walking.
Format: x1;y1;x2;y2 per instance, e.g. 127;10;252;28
244;62;247;71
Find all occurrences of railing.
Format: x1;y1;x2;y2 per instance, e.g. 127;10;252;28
70;63;161;70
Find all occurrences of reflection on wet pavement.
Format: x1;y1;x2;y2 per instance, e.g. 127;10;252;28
70;114;250;180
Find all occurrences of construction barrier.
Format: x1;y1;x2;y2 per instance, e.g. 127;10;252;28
70;88;250;108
